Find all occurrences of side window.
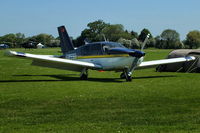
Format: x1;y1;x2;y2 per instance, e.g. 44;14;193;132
77;44;103;56
90;44;103;55
81;45;90;56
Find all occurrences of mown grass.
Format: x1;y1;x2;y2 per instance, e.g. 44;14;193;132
0;48;200;133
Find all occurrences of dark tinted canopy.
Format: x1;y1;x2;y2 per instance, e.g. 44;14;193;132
68;42;125;56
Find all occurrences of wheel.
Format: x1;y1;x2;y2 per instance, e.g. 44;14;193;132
126;75;132;82
120;73;126;79
123;70;132;82
80;74;88;80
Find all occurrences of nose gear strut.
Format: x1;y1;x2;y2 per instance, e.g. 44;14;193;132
121;58;140;81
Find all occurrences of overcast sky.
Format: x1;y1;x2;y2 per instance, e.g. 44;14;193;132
0;0;200;40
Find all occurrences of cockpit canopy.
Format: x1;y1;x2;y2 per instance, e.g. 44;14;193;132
68;42;126;56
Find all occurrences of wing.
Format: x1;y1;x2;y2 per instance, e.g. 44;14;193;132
6;51;102;71
137;56;195;69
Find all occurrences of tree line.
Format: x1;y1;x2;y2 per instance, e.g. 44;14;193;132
1;20;200;49
0;33;60;48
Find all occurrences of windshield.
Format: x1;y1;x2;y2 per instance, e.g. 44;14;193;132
102;42;125;48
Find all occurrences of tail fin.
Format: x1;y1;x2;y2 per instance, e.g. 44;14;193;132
58;26;74;54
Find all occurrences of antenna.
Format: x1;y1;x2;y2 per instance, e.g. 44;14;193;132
84;38;91;44
102;34;107;42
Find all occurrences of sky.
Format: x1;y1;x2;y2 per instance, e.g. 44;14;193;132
0;0;200;40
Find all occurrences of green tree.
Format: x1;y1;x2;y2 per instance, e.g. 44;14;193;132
15;33;25;47
138;28;154;48
160;29;182;49
0;33;26;48
155;36;162;48
138;28;152;42
74;20;109;46
0;34;16;47
29;34;54;46
161;29;179;41
130;30;138;38
118;38;140;49
74;20;135;46
81;20;109;42
102;24;131;42
185;30;200;49
73;36;85;47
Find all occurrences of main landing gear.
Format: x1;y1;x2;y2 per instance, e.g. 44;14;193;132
80;68;88;80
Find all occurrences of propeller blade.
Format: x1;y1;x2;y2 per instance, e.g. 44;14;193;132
141;33;150;51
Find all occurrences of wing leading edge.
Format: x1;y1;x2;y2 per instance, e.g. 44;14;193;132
137;56;195;69
6;51;102;71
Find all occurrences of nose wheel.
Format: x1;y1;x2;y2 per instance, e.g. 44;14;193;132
121;57;141;82
120;70;132;82
126;75;132;81
125;72;132;82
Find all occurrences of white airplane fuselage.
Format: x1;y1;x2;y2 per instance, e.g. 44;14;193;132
77;56;144;71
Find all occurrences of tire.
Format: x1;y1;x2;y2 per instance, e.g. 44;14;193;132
80;74;88;80
120;73;126;79
126;76;132;82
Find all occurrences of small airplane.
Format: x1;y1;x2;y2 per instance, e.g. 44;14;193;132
7;26;195;81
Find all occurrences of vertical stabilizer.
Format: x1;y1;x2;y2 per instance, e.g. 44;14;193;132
58;26;74;54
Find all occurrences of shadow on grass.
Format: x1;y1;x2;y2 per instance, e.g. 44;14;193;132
133;75;177;79
0;74;177;83
0;74;123;83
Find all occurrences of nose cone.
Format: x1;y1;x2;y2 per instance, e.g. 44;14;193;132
130;50;145;58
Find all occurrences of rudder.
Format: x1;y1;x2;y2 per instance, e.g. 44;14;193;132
58;26;74;54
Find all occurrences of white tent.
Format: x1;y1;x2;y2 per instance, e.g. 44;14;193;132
37;43;44;49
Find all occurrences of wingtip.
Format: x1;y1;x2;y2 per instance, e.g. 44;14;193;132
186;56;196;61
4;50;15;56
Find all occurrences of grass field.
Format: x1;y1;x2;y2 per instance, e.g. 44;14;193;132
0;48;200;133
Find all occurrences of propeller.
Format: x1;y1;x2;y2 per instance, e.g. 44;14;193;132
141;33;150;51
110;34;150;81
